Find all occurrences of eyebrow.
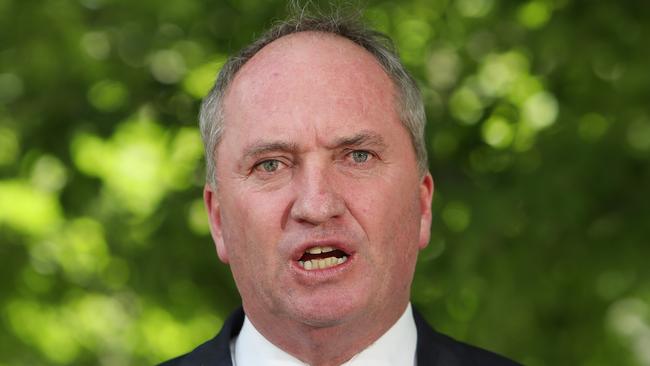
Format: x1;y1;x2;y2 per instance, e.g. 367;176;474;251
241;130;388;160
242;140;300;160
328;130;388;150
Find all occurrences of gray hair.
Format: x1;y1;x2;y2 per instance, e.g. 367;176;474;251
199;11;428;187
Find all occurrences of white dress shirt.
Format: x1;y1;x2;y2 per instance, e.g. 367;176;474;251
231;303;418;366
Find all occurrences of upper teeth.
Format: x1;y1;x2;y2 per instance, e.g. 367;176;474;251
306;246;334;254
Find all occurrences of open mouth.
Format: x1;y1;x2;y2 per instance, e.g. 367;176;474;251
298;246;349;270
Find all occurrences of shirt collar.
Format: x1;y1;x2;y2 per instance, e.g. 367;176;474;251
232;303;417;366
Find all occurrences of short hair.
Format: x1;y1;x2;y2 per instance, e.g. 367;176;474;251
199;10;428;187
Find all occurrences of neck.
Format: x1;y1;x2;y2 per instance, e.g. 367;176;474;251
243;300;409;366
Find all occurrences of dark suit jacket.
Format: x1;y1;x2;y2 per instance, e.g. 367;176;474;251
159;307;521;365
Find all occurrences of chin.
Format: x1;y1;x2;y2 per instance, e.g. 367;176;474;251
285;292;370;328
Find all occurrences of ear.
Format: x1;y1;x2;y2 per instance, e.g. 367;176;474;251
418;172;434;250
204;184;229;263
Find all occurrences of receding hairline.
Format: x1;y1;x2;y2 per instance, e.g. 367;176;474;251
223;30;398;103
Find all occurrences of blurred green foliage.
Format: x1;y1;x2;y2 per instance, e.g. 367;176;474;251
1;0;648;365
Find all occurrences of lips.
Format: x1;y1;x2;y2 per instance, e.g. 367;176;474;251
298;246;349;270
292;242;353;271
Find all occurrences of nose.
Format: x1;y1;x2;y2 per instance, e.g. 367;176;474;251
289;163;345;226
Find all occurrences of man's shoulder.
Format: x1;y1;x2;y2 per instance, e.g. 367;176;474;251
159;307;522;366
157;308;244;366
413;308;521;366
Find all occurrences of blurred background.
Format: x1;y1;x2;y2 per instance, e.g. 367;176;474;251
1;0;649;364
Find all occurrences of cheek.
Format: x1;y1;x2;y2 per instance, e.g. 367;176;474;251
220;195;285;295
359;180;422;260
350;175;421;231
220;190;288;261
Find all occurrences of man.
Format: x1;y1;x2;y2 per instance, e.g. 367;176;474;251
161;11;520;366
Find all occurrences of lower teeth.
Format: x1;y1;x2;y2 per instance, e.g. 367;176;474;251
299;256;347;270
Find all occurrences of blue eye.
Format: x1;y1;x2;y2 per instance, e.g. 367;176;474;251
350;151;370;163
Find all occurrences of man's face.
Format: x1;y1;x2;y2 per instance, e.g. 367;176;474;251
205;32;433;329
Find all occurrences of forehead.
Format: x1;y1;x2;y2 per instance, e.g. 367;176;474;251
220;31;403;149
230;31;395;100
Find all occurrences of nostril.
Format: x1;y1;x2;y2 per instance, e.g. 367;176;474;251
289;190;345;225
